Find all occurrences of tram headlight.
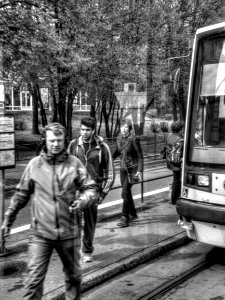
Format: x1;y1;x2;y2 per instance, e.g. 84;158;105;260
198;175;209;186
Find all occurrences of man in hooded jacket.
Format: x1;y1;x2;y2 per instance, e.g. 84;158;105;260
1;123;97;300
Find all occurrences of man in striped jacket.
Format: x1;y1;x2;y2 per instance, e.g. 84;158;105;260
68;117;114;262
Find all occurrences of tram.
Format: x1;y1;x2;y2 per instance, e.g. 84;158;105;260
176;22;225;248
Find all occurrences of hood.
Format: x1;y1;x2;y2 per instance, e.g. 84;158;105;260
39;148;69;165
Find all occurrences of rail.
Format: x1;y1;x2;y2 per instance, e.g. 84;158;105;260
14;136;167;161
141;260;210;300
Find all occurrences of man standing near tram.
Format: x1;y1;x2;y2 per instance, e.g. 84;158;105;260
68;116;114;263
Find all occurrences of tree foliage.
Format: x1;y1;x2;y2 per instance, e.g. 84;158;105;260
0;0;224;137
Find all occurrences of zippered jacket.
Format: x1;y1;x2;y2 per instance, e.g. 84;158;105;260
3;149;97;240
68;135;115;199
112;133;143;173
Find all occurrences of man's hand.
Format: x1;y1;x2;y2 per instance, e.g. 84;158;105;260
135;172;142;181
97;192;106;205
69;200;85;213
97;196;104;205
1;223;10;239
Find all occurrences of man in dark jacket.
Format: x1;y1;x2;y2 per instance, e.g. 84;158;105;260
68;117;114;262
1;123;97;300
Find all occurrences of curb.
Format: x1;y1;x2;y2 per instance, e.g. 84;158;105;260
45;232;190;300
82;232;190;291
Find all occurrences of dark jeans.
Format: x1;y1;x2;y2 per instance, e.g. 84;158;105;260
23;235;81;300
82;201;98;254
120;169;137;219
171;170;181;205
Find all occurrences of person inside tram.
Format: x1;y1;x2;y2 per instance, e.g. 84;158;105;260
195;95;221;146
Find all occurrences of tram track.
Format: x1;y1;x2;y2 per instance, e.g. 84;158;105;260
139;259;211;300
81;242;215;300
140;244;225;300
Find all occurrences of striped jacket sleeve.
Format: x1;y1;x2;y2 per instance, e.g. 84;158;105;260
101;142;115;197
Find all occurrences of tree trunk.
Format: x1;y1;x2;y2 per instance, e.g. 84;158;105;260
97;103;103;136
49;78;59;122
28;83;40;135
27;82;39;134
88;86;96;119
35;83;48;127
58;79;67;127
90;105;95;118
32;95;40;134
178;69;185;123
66;89;76;142
113;102;121;137
147;32;154;109
110;98;116;135
172;96;178;121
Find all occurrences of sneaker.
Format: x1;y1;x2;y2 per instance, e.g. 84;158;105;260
129;215;138;222
117;216;129;227
82;253;94;263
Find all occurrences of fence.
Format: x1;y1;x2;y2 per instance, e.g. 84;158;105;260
14;133;167;161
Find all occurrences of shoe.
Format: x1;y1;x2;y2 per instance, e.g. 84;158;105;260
82;253;94;263
129;215;138;222
117;216;129;227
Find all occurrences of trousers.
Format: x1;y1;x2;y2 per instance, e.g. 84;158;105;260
120;169;137;219
171;170;181;205
23;235;81;300
82;201;98;254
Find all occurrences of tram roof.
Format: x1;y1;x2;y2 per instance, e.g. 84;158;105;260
196;22;225;36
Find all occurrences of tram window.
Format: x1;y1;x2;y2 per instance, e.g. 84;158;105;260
195;95;222;146
195;55;225;146
189;36;225;166
195;60;225;147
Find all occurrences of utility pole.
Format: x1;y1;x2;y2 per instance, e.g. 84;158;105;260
0;43;6;255
0;40;15;256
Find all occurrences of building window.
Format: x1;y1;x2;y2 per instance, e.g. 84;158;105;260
22;92;26;106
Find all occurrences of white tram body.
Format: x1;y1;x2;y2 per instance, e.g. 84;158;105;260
177;22;225;248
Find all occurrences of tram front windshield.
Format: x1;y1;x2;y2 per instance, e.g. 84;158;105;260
189;35;225;167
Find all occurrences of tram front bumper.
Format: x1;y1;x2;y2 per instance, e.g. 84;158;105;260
176;198;225;225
